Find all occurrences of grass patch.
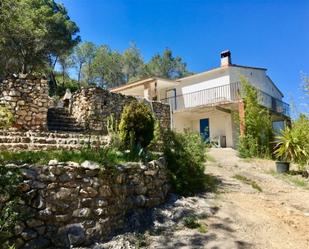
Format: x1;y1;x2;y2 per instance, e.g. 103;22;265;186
183;215;208;233
269;170;309;189
198;224;208;233
206;154;216;163
233;174;263;192
0;148;131;166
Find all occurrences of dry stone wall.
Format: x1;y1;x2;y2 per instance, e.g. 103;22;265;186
0;131;109;151
0;75;52;131
8;158;169;249
70;87;171;133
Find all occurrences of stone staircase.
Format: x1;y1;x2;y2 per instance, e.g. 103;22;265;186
0;131;109;151
47;107;84;132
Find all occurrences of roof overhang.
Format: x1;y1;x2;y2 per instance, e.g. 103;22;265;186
110;77;178;96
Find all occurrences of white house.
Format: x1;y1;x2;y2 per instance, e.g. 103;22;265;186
111;51;289;148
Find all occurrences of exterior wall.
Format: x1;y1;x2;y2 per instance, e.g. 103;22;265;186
173;109;235;147
8;158;169;249
228;67;283;99
70;87;171;133
0;75;52;131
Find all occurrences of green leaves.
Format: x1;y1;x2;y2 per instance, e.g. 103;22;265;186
0;0;80;75
119;102;155;151
142;48;192;79
274;115;309;169
162;130;207;196
238;78;273;158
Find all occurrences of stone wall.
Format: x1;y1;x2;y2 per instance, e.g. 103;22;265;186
70;87;171;133
8;158;169;249
0;75;51;131
0;131;109;151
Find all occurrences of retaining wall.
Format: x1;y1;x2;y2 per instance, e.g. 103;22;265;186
7;158;169;249
0;75;52;131
70;87;171;133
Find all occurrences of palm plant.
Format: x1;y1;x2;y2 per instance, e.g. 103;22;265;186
274;127;308;168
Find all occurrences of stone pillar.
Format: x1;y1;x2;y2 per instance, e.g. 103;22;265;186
238;100;245;136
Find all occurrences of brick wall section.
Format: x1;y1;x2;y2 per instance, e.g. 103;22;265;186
70;87;171;133
8;158;169;249
0;75;51;131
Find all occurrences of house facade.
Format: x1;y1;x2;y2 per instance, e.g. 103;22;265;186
111;51;289;148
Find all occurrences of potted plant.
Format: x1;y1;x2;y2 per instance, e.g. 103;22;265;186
273;127;307;173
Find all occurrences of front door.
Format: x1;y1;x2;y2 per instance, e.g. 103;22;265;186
200;118;210;141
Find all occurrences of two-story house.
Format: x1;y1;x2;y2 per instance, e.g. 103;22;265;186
111;51;289;148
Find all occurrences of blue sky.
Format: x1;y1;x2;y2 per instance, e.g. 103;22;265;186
59;0;308;115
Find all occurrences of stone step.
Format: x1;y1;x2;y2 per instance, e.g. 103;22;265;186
47;107;84;132
0;131;109;151
48;127;85;132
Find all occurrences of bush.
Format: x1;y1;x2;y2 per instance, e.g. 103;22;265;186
0;166;23;247
274;114;309;170
237;79;273;158
119;102;155;151
163;130;206;195
0;106;13;129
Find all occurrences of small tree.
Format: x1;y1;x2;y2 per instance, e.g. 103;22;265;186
119;102;155;152
238;79;273;158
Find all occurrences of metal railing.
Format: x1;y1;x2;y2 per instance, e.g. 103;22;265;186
161;82;290;117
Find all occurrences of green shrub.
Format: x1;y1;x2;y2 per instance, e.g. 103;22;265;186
274;114;309;170
183;215;200;229
163;130;206;195
237;78;273;158
119;102;155;151
0;148;127;166
0;106;13;129
0;166;23;247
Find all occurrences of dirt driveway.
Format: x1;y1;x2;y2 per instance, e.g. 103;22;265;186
97;148;309;249
200;148;309;249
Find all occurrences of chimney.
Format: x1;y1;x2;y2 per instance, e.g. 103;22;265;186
220;50;231;67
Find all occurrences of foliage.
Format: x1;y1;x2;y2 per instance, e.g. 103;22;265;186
73;42;97;84
162;130;207;195
274;114;309;170
183;215;207;233
122;43;144;83
119;102;155;152
0;0;80;76
0;148;128;166
0;166;23;247
233;174;263;192
183;215;200;229
142;48;192;79
107;114;123;150
58;52;74;85
238;78;273;158
92;45;125;88
0;106;13;129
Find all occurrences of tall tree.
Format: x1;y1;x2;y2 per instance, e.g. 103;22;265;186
58;52;74;85
0;0;80;76
93;45;125;88
73;42;97;84
122;43;144;83
143;48;191;79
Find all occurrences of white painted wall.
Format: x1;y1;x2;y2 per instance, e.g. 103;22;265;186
173;109;235;148
228;67;283;99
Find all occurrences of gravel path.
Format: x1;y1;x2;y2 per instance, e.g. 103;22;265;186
87;148;309;249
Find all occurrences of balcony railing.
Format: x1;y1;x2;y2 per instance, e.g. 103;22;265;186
161;82;290;117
